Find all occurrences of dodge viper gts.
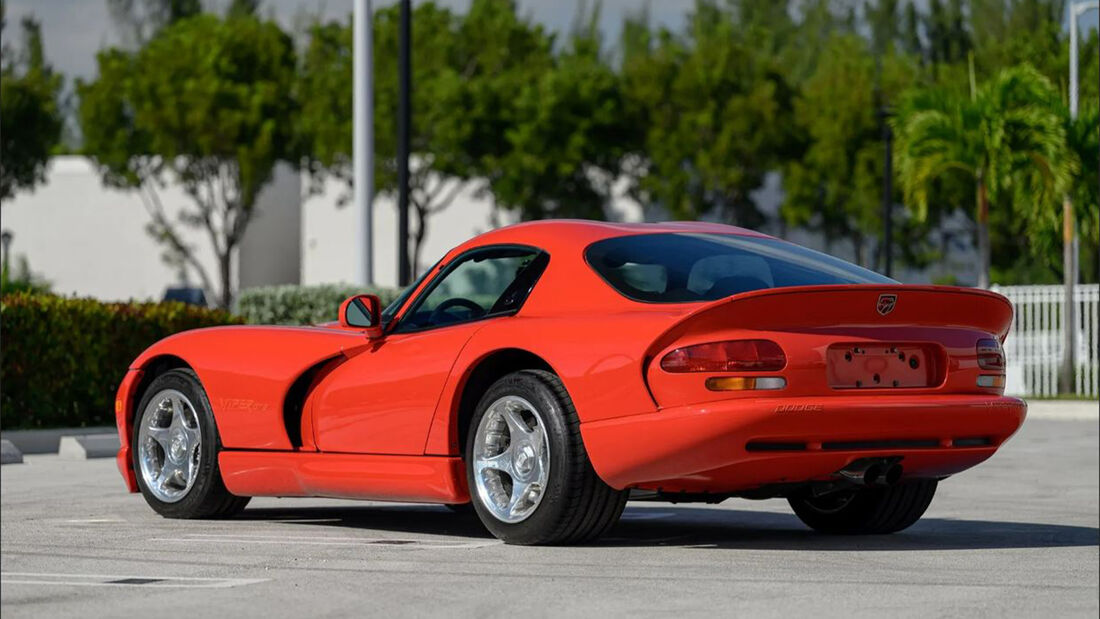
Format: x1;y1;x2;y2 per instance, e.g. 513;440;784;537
115;220;1025;544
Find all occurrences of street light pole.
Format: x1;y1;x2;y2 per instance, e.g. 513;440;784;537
880;107;894;279
1062;1;1098;395
353;0;374;287
1;230;12;271
396;0;412;286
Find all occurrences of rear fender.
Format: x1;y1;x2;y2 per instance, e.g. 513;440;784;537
422;313;678;455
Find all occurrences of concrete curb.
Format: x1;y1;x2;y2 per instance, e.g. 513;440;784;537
58;434;121;460
0;426;115;455
1;439;24;465
1025;400;1099;421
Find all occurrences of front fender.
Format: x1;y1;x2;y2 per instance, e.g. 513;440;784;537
125;325;368;451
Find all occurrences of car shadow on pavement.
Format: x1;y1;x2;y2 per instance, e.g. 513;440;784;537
599;506;1100;551
233;503;1099;551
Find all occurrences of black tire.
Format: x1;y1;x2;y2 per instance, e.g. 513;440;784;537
464;370;627;545
132;369;250;519
787;479;938;534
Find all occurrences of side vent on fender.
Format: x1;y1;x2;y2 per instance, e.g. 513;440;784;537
283;355;344;448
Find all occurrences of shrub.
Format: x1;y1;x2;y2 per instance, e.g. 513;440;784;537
1;256;51;295
236;283;402;326
0;293;241;429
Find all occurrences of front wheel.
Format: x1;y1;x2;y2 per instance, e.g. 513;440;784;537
465;370;627;545
787;479;938;534
133;369;250;519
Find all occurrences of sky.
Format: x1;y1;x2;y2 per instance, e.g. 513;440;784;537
3;0;696;81
5;0;1098;83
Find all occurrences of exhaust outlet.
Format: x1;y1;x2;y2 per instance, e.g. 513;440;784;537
883;463;903;486
836;457;903;487
837;459;880;486
863;464;883;486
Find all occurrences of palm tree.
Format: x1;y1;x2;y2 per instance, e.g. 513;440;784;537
1064;102;1099;283
893;60;1072;288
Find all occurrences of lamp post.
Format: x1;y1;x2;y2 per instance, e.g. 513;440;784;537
396;0;412;286
353;0;374;287
1;230;12;270
879;106;894;279
1061;1;1098;395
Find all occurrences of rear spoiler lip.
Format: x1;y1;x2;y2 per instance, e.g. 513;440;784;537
718;284;1010;311
644;284;1014;363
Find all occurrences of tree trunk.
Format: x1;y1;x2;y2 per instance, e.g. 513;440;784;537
1060;194;1077;394
976;178;990;289
411;202;429;280
217;247;234;310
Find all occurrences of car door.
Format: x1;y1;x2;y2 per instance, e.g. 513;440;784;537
309;245;548;454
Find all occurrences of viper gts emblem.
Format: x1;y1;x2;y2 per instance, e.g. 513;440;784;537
877;293;897;316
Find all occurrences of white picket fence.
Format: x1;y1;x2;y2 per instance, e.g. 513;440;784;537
991;284;1099;398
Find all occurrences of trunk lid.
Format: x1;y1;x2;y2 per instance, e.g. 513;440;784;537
644;285;1012;409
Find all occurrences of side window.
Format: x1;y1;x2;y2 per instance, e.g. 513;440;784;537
397;248;545;331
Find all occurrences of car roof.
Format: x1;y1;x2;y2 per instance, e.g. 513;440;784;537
404;220;779;317
453;219;773;256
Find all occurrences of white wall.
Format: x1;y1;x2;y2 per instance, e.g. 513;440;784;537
299;171;654;289
1;156;301;302
238;163;302;291
301;176;520;289
3;156;981;303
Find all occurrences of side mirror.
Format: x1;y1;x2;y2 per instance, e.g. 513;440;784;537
339;294;383;339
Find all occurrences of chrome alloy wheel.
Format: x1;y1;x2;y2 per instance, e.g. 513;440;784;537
137;389;202;503
472;395;551;524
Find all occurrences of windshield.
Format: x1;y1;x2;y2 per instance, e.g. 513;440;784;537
585;233;896;303
380;263;436;325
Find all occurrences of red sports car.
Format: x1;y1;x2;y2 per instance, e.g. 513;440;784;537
115;220;1025;545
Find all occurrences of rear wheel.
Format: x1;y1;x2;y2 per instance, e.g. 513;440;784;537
465;370;627;545
787;479;937;534
133;369;250;519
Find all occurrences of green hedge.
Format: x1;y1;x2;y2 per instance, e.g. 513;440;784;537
0;294;241;429
236;283;402;326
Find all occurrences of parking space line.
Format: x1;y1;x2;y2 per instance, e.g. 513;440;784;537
1;572;267;588
149;533;500;549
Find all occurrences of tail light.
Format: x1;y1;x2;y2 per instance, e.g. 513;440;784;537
660;340;786;373
976;338;1005;371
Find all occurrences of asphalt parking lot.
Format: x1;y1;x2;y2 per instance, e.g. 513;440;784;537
2;415;1097;618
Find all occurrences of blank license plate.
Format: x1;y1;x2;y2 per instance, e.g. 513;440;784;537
826;344;935;389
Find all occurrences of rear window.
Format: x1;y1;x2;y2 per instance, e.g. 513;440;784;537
585;233;895;303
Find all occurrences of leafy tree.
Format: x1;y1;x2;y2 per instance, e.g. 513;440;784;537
1016;102;1100;283
300;3;466;276
621;0;798;227
865;0;901;55
298;19;354;188
107;0;203;47
900;1;923;60
1065;104;1099;283
893;62;1073;288
781;34;917;266
299;0;554;274
481;4;632;220
0;5;63;200
78;13;298;308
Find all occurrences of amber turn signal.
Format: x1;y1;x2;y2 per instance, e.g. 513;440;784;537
976;375;1005;388
705;376;787;391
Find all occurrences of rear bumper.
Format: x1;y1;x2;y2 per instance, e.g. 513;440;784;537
580;394;1026;492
